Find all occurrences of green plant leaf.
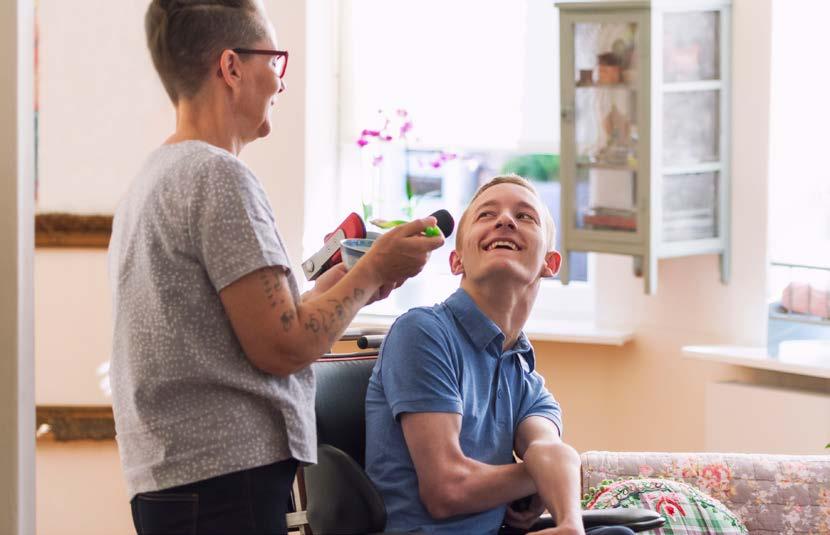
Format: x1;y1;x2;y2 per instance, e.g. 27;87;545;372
501;153;560;182
405;177;414;200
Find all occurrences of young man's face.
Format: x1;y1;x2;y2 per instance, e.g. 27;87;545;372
450;183;560;286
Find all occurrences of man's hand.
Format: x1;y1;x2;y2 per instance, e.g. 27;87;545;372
504;494;546;530
515;417;583;534
527;519;584;535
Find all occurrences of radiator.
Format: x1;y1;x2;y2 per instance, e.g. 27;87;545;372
704;381;830;455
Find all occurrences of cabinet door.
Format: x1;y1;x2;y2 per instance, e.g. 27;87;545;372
560;11;649;246
660;10;723;245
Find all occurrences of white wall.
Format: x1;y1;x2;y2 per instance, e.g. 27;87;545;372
37;0;171;214
37;0;311;273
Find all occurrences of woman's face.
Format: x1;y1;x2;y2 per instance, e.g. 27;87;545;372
238;24;285;141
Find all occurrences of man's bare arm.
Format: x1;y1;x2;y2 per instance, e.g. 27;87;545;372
515;416;583;533
400;412;537;519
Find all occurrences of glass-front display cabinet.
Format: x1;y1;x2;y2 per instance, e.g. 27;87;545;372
557;0;731;293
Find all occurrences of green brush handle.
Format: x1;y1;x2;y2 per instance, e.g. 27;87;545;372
369;219;442;237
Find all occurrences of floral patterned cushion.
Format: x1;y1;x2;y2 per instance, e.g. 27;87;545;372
580;451;830;535
583;477;747;534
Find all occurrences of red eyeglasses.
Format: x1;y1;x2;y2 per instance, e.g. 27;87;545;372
232;48;289;78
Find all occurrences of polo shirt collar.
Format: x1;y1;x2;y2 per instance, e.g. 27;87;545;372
511;333;537;373
445;289;536;370
446;288;502;352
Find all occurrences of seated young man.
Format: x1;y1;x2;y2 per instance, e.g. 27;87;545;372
365;176;633;535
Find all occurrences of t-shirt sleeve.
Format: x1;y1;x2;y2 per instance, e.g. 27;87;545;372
517;371;563;437
379;309;463;420
188;154;292;291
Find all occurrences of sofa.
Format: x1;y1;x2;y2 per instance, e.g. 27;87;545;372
580;451;830;534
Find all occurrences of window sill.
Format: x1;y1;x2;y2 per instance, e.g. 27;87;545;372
351;314;633;346
682;345;830;379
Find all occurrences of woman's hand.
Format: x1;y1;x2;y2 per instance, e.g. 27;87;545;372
365;277;407;305
302;263;348;302
362;217;444;286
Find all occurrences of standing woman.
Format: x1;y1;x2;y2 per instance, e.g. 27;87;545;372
108;1;443;534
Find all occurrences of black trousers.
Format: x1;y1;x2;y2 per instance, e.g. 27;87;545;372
130;459;298;535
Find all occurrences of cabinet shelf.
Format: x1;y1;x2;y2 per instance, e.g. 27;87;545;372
576;161;638;171
557;0;731;294
575;83;635;90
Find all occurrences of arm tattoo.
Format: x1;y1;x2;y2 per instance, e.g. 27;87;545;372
304;313;321;333
299;290;364;341
280;310;295;331
260;268;285;308
328;299;345;321
316;307;335;333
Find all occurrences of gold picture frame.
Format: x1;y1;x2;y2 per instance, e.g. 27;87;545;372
35;213;112;248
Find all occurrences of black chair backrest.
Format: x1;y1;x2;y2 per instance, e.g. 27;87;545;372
312;356;376;468
306;356;387;534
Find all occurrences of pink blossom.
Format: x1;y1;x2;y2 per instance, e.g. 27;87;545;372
357;138;369;148
372;155;384;166
361;129;381;137
396;109;408;117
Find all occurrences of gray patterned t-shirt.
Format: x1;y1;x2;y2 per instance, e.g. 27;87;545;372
108;140;315;499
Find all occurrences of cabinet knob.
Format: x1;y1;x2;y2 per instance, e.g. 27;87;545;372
560;107;574;122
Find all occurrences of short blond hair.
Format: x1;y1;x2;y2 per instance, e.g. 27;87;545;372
456;174;556;250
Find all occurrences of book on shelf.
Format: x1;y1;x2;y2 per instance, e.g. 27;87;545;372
583;207;637;231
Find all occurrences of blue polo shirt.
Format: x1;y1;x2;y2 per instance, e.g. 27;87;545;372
365;288;563;535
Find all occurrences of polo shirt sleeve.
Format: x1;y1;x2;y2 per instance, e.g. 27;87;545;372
517;371;563;437
379;308;463;420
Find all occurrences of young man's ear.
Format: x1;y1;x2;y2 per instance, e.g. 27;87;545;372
449;250;464;276
540;250;562;278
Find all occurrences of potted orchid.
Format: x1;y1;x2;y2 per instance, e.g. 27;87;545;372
356;109;414;222
356;109;458;223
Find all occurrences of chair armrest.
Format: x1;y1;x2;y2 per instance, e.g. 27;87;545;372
499;508;664;534
582;508;664;532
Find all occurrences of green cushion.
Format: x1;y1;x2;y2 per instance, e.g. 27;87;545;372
582;478;747;534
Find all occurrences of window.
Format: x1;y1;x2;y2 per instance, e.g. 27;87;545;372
335;0;593;320
766;0;830;353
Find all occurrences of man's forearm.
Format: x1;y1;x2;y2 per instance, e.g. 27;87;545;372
428;458;537;518
522;441;582;527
